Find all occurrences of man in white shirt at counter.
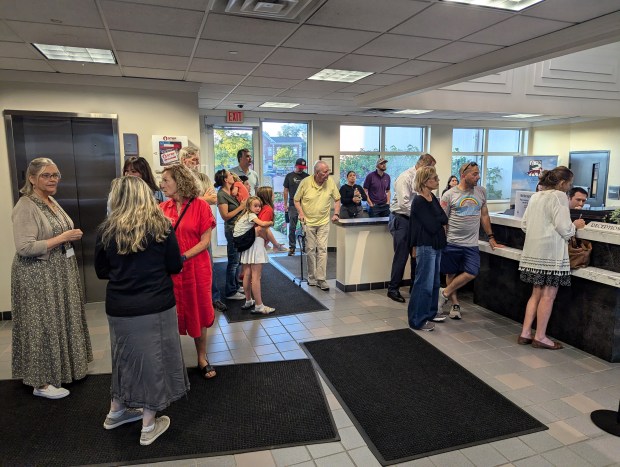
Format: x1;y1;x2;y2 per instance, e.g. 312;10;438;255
439;161;501;319
387;153;436;303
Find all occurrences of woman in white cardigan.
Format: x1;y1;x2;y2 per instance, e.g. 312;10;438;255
518;166;585;350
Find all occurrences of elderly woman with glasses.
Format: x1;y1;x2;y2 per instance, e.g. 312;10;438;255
11;157;93;399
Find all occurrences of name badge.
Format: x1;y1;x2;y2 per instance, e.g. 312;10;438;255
65;246;75;258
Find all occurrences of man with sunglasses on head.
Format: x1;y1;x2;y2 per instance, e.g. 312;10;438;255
363;157;391;218
387;153;436;303
439;161;501;319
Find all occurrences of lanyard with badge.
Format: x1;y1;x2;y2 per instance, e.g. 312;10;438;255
54;204;76;258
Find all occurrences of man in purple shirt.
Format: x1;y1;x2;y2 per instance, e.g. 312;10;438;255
363;157;391;218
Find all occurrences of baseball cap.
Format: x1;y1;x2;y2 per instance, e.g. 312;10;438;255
376;157;388;166
295;158;307;168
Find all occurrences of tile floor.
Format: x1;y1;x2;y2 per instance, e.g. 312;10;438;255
1;261;620;467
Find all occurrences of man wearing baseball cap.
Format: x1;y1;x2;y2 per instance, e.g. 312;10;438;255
363;157;391;218
283;158;310;255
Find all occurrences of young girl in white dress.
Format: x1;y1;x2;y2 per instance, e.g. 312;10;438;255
233;196;275;314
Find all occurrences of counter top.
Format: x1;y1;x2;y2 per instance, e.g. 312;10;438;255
335;217;389;227
490;213;620;246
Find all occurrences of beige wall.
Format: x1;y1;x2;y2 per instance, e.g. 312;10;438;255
0;81;200;311
530;118;620;208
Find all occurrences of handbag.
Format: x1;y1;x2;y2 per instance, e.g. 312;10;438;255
568;236;592;269
233;227;256;252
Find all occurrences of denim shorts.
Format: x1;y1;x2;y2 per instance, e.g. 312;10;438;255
440;244;480;276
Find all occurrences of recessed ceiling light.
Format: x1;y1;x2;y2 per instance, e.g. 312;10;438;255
33;43;116;64
503;113;542;118
441;0;544;12
394;109;434;115
259;102;300;108
308;69;373;83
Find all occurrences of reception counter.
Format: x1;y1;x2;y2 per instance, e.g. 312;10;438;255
334;217;411;292
475;214;620;362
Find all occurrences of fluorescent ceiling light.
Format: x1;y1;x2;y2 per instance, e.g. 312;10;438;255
394;109;433;115
308;69;373;83
441;0;544;12
259;102;300;108
503;113;542;118
33;43;116;64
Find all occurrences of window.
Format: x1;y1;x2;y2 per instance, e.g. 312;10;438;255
340;125;427;189
452;128;526;201
261;121;309;240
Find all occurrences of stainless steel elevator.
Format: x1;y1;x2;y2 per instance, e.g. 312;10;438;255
4;111;120;303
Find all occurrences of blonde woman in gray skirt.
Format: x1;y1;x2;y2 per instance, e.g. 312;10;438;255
95;176;188;446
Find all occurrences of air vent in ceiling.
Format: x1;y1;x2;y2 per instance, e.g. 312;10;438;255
364;108;397;114
215;0;317;20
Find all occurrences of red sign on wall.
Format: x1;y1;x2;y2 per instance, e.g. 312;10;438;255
226;110;244;123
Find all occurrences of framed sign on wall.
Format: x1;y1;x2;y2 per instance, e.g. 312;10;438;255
319;155;334;175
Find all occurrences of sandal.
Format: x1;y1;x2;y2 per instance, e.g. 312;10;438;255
198;362;217;379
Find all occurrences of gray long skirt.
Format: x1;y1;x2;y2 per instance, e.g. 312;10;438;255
107;307;190;412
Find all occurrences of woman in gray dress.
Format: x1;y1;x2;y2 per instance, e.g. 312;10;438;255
11;157;93;399
95;176;188;446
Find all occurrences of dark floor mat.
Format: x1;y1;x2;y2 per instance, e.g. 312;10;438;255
271;251;336;280
214;262;328;323
302;329;546;465
0;360;339;467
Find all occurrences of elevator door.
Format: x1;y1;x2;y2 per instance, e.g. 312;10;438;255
9;115;118;302
569;151;610;208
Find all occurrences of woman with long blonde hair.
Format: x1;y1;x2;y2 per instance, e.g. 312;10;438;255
96;176;187;445
159;164;217;378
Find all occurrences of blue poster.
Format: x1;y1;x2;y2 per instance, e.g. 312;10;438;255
510;156;559;203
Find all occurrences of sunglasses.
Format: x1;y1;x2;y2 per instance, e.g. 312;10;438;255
461;162;479;174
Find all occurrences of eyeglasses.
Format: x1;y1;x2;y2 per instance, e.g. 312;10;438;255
461;162;478;174
40;173;62;180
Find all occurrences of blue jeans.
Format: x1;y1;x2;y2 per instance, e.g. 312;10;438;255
207;243;221;302
408;246;441;329
224;229;240;297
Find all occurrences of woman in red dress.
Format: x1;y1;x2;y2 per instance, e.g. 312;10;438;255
159;164;217;379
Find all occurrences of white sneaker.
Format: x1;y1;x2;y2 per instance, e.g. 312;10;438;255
252;304;275;314
104;408;143;429
241;299;255;310
226;292;245;300
438;287;449;310
431;312;447;322
449;304;462;320
272;244;289;253
140;416;170;446
238;287;244;293
33;385;70;399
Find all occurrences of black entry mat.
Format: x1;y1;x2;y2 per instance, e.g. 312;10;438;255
271;251;336;280
214;262;328;323
0;360;339;466
302;329;546;465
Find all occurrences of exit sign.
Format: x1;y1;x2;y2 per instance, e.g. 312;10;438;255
226;110;244;123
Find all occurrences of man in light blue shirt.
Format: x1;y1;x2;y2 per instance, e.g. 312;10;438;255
230;148;259;195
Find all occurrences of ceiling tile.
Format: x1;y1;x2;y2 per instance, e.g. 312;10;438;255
5;21;111;49
328;54;407;73
355;73;408;86
252;63;320;80
384;59;450;76
122;67;185;80
419;42;502;63
48;61;121;76
0;22;22;42
283;25;378;53
112;0;208;10
277;89;330;98
338;83;382;93
391;3;511;40
231;86;283;96
292;80;349;92
221;94;271;102
522;0;620;23
0;41;40;59
265;47;343;68
308;0;429;32
355;34;449;59
464;16;573;47
112;31;195;55
242;76;300;89
186;71;245;85
117;51;189;70
101;1;203;38
0;56;54;71
190;57;255;74
202;13;296;46
194;40;273;62
198;83;235;96
0;0;103;27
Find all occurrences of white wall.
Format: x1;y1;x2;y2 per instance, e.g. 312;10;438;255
0;81;200;311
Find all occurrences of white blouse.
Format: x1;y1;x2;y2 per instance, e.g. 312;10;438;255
519;190;575;275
